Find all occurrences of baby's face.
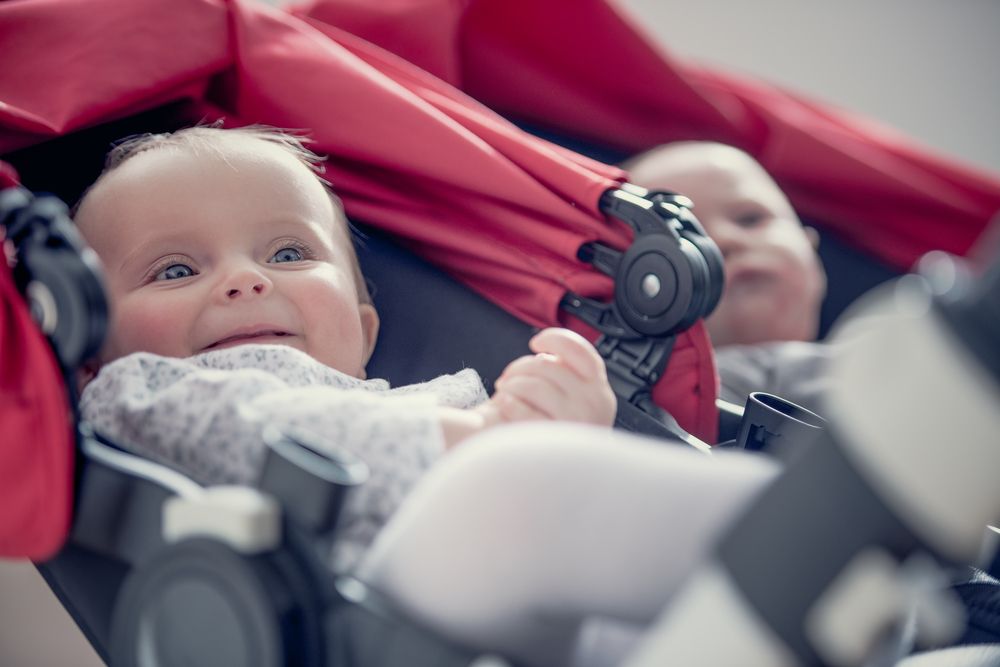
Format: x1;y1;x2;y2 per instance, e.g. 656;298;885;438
628;145;826;346
75;135;378;376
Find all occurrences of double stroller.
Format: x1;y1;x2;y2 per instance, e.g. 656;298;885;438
3;0;1000;665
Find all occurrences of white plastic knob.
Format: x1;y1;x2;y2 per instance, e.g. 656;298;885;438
163;486;281;554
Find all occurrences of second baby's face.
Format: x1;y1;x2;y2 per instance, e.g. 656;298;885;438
627;144;827;346
75;134;379;377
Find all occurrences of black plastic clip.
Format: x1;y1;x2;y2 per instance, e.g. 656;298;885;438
0;186;107;373
561;185;722;340
597;335;674;405
598;335;711;452
561;186;720;450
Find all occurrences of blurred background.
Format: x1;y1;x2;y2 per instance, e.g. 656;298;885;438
2;1;998;665
621;0;1000;174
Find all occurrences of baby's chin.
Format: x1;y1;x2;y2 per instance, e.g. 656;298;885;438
707;298;818;347
199;334;304;354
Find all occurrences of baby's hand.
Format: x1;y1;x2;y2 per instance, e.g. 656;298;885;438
488;328;617;427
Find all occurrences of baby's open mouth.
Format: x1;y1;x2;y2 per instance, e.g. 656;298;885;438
206;330;294;350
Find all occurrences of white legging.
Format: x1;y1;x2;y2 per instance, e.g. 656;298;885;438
356;422;780;667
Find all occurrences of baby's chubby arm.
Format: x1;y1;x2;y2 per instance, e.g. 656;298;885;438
438;328;617;448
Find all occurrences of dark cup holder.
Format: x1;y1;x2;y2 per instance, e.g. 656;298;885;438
736;392;827;462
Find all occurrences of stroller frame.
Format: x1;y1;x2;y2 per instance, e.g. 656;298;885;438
1;98;924;667
3;105;727;665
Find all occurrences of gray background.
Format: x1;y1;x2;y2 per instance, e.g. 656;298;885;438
620;0;1000;174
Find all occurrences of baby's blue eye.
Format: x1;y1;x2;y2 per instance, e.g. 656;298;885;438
735;213;766;229
270;247;304;263
155;264;194;281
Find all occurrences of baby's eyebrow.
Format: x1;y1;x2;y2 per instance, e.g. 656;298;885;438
729;197;769;211
265;217;335;247
118;244;157;274
117;235;188;275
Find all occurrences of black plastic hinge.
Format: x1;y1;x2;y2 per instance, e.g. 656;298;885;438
596;334;674;405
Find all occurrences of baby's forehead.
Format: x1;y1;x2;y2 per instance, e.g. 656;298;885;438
100;132;332;201
77;133;344;241
131;133;316;180
661;145;761;180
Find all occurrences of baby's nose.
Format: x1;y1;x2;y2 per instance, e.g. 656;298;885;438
223;269;271;300
226;283;265;299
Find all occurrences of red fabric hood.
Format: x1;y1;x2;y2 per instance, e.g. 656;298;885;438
0;0;718;508
301;0;1000;271
0;170;76;560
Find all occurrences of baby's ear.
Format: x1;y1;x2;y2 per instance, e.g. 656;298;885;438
804;226;822;250
76;358;100;394
358;303;380;380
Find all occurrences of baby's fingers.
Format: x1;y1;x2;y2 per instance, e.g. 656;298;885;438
497;354;580;393
495;375;568;421
494;391;552;423
529;328;606;381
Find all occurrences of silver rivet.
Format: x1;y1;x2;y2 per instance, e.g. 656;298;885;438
468;655;515;667
641;273;661;298
27;280;59;334
335;576;369;604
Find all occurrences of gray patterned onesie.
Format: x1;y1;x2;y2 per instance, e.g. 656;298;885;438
79;344;488;571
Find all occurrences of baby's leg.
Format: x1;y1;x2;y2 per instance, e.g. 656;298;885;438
356;422;779;667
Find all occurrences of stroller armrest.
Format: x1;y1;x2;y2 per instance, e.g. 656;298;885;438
716;397;745;444
74;427;202;565
63;426;492;667
259;426;369;539
75;425;370;563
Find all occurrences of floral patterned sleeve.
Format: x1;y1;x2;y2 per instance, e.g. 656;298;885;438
79;345;487;571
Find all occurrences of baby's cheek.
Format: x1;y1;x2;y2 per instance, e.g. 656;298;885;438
755;275;821;340
782;239;824;286
297;281;367;371
725;280;789;322
782;250;825;312
710;275;815;345
105;301;192;360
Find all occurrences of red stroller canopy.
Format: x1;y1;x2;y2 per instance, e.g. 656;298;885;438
1;0;720;557
302;0;1000;272
0;205;75;560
